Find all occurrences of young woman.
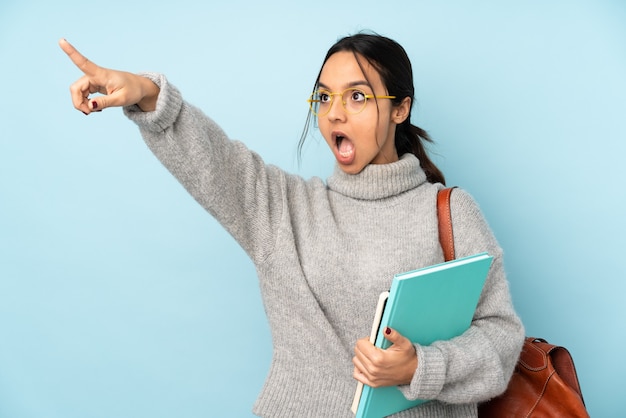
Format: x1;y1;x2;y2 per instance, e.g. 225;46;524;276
60;33;524;417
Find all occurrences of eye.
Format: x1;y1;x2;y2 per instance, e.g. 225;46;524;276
318;91;331;103
349;89;366;103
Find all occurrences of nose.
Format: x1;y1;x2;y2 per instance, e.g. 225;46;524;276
326;94;346;121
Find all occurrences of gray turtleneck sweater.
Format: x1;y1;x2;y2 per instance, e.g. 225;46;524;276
124;73;524;418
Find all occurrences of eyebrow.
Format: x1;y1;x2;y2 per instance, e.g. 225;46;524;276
318;80;372;90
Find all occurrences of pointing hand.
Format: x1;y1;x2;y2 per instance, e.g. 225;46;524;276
59;38;159;114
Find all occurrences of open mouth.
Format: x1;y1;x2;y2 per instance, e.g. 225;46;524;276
333;132;355;162
336;134;345;149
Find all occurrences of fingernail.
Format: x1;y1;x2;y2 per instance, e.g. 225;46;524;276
91;101;98;110
385;327;391;335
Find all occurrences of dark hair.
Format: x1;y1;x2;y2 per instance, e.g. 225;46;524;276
298;32;445;185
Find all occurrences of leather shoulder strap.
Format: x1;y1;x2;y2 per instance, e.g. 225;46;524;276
437;187;457;262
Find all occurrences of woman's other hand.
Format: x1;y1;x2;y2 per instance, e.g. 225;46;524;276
353;327;418;388
59;38;160;114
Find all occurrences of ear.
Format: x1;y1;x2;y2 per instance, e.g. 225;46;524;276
392;97;411;124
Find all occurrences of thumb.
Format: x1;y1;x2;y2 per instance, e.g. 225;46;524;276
383;327;411;347
88;90;123;112
88;98;102;111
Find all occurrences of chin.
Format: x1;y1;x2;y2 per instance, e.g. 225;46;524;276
337;162;366;175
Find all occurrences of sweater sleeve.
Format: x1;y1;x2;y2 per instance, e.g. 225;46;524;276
122;73;286;263
398;188;524;404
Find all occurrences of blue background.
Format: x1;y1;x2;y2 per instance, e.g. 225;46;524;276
1;1;624;417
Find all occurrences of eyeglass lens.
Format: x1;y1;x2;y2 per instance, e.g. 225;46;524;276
310;88;367;116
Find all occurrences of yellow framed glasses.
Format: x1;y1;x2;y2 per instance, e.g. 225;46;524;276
307;88;396;116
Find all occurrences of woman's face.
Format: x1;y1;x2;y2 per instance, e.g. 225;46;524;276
316;51;410;174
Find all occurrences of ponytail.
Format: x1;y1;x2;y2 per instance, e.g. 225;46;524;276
396;121;445;185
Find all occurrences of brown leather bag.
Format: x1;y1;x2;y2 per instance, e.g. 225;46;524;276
436;188;589;418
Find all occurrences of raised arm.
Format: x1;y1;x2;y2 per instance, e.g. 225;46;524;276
58;39;159;113
60;40;290;264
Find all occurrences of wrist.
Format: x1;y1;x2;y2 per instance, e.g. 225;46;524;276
137;77;160;112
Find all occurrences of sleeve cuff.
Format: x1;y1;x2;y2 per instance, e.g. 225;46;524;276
398;344;446;401
123;72;183;133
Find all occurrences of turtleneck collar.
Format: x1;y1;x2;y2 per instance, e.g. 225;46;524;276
326;153;428;200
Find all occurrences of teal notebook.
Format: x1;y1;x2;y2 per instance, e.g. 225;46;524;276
353;252;493;418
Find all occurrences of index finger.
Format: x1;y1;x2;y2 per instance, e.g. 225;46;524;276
58;38;99;76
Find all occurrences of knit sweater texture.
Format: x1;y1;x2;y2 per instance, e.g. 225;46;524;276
124;73;524;418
